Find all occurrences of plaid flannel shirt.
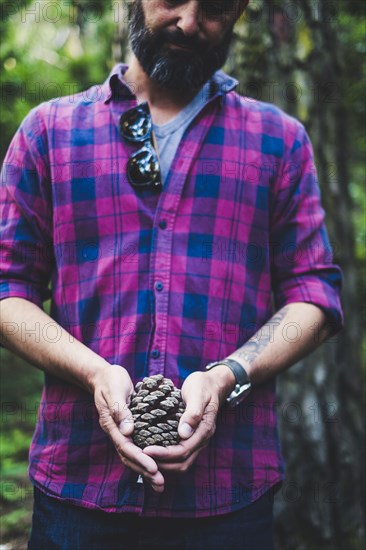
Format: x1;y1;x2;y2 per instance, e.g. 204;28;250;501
0;65;343;516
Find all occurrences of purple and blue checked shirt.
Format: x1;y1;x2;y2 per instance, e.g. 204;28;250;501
0;64;343;517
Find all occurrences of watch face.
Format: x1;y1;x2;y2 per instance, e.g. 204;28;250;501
227;385;251;407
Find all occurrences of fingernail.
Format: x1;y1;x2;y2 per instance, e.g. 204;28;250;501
119;420;130;434
179;422;194;438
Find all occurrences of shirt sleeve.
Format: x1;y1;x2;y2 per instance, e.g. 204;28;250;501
270;121;343;335
0;106;53;307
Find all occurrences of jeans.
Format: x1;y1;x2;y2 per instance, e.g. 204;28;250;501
28;486;275;550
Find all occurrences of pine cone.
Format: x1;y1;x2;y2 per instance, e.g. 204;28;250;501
130;374;185;449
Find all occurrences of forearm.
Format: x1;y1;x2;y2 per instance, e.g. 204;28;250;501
226;302;330;385
0;297;110;393
0;297;165;489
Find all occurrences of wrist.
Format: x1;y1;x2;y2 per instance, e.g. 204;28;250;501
205;363;237;403
206;358;252;407
86;360;114;394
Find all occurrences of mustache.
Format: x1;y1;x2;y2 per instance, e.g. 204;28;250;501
156;29;208;52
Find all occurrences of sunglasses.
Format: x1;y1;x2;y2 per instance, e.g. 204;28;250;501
119;102;162;190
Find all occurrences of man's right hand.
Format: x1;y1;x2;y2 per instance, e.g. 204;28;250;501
92;363;165;493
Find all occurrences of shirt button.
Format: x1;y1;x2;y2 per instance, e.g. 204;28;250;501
155;281;164;292
159;220;167;230
151;349;160;359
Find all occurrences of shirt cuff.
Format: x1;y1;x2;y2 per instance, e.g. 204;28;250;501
0;280;47;309
273;276;344;336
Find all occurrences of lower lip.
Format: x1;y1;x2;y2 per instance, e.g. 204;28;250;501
168;43;193;52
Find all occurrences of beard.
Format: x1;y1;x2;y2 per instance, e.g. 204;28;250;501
128;0;234;93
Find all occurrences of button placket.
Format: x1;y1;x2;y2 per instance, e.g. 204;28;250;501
148;102;219;377
147;216;170;374
149;212;174;375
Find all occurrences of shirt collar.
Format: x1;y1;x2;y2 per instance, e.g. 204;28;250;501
102;63;238;105
102;63;133;103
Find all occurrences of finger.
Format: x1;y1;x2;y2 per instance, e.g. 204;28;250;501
143;443;183;460
101;386;134;434
178;403;205;439
143;429;206;461
147;472;165;493
154;450;201;473
119;408;134;436
144;403;217;462
122;462;165;493
113;432;159;475
99;396;134;436
118;457;165;491
143;438;204;462
102;413;161;477
178;389;212;440
113;433;166;490
97;392;162;477
178;402;218;439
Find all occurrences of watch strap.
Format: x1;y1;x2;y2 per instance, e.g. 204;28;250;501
206;358;251;386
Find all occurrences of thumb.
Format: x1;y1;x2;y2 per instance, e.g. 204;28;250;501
107;365;134;436
107;399;134;436
118;403;134;436
106;392;134;437
178;403;204;440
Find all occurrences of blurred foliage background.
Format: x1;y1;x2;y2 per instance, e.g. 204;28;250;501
0;0;365;548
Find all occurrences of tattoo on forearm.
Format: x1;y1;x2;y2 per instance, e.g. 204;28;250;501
233;306;290;366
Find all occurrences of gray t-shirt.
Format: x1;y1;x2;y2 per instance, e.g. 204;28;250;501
153;80;212;185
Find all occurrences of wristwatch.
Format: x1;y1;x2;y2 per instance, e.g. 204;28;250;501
206;358;252;407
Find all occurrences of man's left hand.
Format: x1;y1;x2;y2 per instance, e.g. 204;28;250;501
142;367;235;473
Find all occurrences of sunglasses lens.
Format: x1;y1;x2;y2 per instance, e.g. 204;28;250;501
120;104;152;142
127;146;161;188
120;104;161;190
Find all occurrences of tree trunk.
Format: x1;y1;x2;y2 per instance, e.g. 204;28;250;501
231;1;365;548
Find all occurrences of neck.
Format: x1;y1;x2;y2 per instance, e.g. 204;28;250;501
124;55;199;114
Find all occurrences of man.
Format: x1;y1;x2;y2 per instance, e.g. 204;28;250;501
0;0;343;548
